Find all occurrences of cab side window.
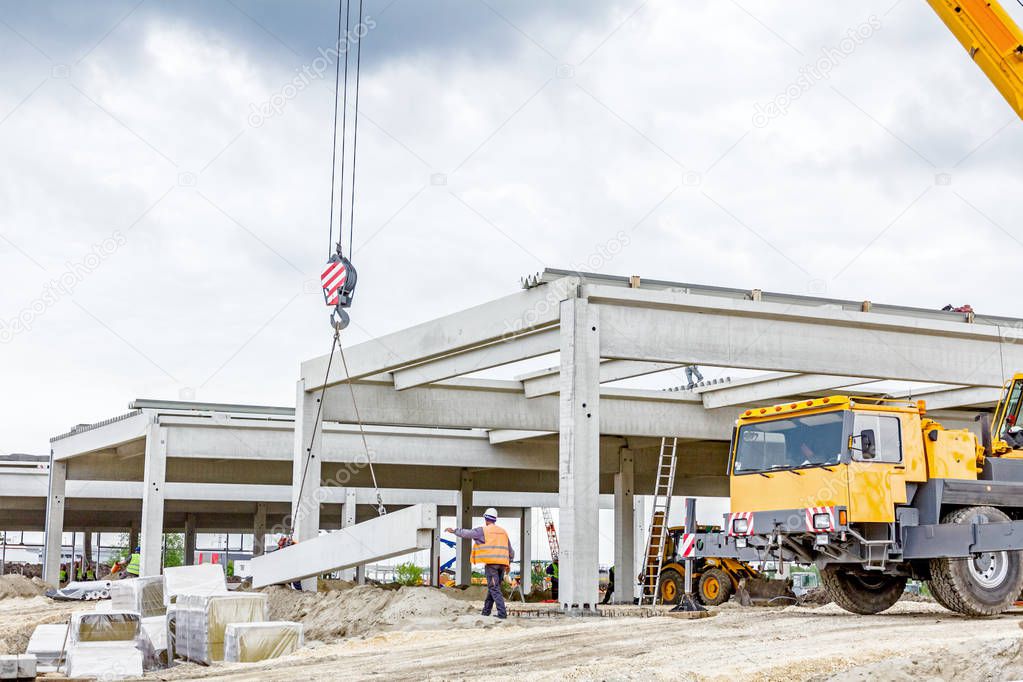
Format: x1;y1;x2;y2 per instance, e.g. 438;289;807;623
852;414;902;463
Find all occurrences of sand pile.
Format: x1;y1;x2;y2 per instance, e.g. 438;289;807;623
0;575;48;600
264;584;475;641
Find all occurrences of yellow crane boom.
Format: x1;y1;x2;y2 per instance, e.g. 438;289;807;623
927;0;1023;118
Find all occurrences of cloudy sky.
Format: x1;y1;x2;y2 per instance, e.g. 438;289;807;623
2;0;1022;456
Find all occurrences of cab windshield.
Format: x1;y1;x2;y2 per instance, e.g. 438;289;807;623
733;411;846;474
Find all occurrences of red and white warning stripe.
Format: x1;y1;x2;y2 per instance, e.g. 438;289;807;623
727;511;755;537
321;259;348;306
678;533;696;558
805;506;835;533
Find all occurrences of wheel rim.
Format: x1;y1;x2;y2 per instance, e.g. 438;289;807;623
968;551;1009;589
704;577;720;600
663;581;676;602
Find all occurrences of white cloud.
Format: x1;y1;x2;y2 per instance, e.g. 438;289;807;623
1;0;1022;452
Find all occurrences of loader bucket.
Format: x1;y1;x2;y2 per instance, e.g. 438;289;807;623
735;577;797;606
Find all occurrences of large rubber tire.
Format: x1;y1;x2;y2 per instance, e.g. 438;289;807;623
927;506;1023;616
820;566;907;615
658;568;683;605
697;568;732;606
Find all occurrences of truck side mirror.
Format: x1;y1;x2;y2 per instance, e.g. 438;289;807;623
861;429;877;459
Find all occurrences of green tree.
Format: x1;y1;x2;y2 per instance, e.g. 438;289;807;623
163;533;185;568
395;561;424;586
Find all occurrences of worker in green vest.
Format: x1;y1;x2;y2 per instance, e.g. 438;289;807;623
546;559;559;600
85;564;96;581
59;564;68;584
125;547;141;577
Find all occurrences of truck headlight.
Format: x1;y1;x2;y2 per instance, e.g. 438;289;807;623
813;513;831;530
733;518;749;534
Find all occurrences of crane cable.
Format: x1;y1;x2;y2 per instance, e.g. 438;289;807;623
346;0;365;257
293;0;384;539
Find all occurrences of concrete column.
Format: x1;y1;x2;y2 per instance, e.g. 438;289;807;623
84;532;93;570
558;297;601;613
613;448;636;604
292;379;324;592
129;525;139;554
520;507;534;594
456;469;473;586
634;495;647;589
43;456;67;585
430;514;443;587
184;514;196;566
140;423;168;577
340;488;357;581
252;503;267;558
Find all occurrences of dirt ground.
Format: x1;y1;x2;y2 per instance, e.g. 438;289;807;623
6;577;1023;681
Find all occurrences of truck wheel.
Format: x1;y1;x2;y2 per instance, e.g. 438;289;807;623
820;566;907;614
698;568;732;606
658;568;683;605
927;506;1023;616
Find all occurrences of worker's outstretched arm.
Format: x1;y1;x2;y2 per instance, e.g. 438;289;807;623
926;0;1023;119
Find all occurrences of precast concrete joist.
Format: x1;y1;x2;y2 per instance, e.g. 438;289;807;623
302;277;580;390
700;374;868;409
319;378;738;438
589;285;1023;387
250;503;437;588
519;360;684;398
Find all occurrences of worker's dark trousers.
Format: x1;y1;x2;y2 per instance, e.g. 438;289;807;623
482;564;507;618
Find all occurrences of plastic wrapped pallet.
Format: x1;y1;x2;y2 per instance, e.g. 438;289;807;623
69;611;140;645
111;576;166;616
176;592;268;665
224;622;304;663
163;564;226;605
66;642;143;680
142;615;168;664
26;623;69;668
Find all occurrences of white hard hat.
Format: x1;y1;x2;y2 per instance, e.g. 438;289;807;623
484;507;498;521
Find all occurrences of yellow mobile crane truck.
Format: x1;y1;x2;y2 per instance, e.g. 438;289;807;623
683;374;1023;616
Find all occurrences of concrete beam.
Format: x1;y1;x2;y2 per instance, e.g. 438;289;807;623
487;430;554;445
321;379;737;439
910;386;1003;410
522;361;684;398
184;513;196;566
393;328;559;390
250;504;437;588
558;297;601;613
591;285;1022;387
302;277;578;389
51;412;148;461
701;374;867;409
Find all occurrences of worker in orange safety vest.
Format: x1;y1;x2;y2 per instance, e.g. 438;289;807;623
447;507;514;619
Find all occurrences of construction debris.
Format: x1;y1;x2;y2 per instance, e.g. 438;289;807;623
45;580;112;602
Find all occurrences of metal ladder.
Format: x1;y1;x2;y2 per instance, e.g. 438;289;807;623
639;437;679;605
541;507;560;560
